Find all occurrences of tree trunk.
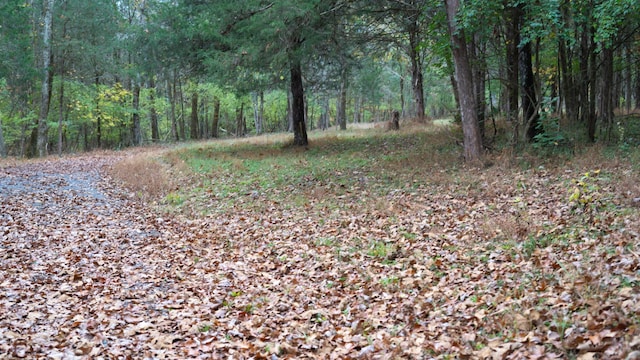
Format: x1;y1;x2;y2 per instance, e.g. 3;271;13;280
471;34;486;138
37;0;55;157
290;60;308;146
177;74;185;140
321;97;330;130
190;91;199;139
444;0;483;162
600;47;615;141
408;21;425;121
235;103;244;137
212;98;220;138
252;91;263;135
167;77;178;141
338;69;347;130
149;77;159;142
505;4;520;124
132;83;141;146
353;96;362;123
57;72;64;156
520;40;540;142
0;117;6;157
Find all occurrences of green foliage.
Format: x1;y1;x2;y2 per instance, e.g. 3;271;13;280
568;170;605;215
532;98;574;156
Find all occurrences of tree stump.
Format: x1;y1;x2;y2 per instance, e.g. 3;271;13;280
390;110;400;130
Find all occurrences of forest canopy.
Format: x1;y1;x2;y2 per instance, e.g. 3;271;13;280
0;0;638;159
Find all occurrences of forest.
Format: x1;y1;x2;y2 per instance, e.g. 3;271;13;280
2;1;640;358
0;0;638;160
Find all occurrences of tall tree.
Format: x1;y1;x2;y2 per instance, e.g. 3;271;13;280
37;0;55;157
444;0;483;162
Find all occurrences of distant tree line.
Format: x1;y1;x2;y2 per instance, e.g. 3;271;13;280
0;0;638;161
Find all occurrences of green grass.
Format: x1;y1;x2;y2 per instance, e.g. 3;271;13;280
162;124;458;214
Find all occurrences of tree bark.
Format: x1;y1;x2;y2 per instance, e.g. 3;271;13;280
235;103;244;137
0;117;6;157
57;72;64;156
444;0;483;162
290;59;308;146
190;91;199;139
167;77;178;141
600;47;615;141
212;98;220;138
37;0;55;157
177;74;185;140
408;20;425;121
132;83;141;146
149;77;159;142
505;4;520;125
338;69;348;130
520;40;540;142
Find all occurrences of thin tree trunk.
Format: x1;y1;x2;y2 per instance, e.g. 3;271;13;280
259;91;264;134
177;73;185;140
235;103;244;137
212;98;220;138
37;0;55;157
505;4;520;124
252;91;263;135
132;82;141;146
600;47;615;141
520;40;540;142
149;77;159;142
167;77;178;141
290;59;308;146
444;0;483;162
0;116;6;157
338;69;347;130
57;72;64;155
286;88;294;132
190;91;199;139
408;21;425;121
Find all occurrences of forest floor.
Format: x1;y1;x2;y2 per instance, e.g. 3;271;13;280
1;123;640;359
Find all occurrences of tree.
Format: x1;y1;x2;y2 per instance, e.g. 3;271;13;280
37;0;55;157
444;0;483;162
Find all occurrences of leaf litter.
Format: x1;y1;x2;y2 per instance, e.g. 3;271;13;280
1;148;639;359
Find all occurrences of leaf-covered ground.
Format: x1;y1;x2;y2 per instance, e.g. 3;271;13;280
1;128;640;359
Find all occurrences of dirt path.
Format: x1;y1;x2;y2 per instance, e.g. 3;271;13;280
0;157;194;358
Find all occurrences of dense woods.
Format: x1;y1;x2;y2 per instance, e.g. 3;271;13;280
0;0;639;159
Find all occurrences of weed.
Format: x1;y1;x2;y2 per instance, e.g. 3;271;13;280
380;276;400;287
164;192;183;206
368;240;394;258
199;324;211;332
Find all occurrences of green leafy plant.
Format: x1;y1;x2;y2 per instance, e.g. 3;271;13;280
568;170;604;215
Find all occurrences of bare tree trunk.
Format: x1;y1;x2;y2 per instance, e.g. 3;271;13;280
37;0;55;157
286;88;294;132
600;47;615;141
177;73;185;140
338;69;347;130
520;40;540;142
444;0;483;162
57;72;64;155
252;91;263;135
0;117;6;157
290;59;308;146
167;77;178;141
132;82;141;145
408;21;425;121
505;4;520;124
190;91;199;139
235;103;244;137
149;77;159;142
212;98;220;138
